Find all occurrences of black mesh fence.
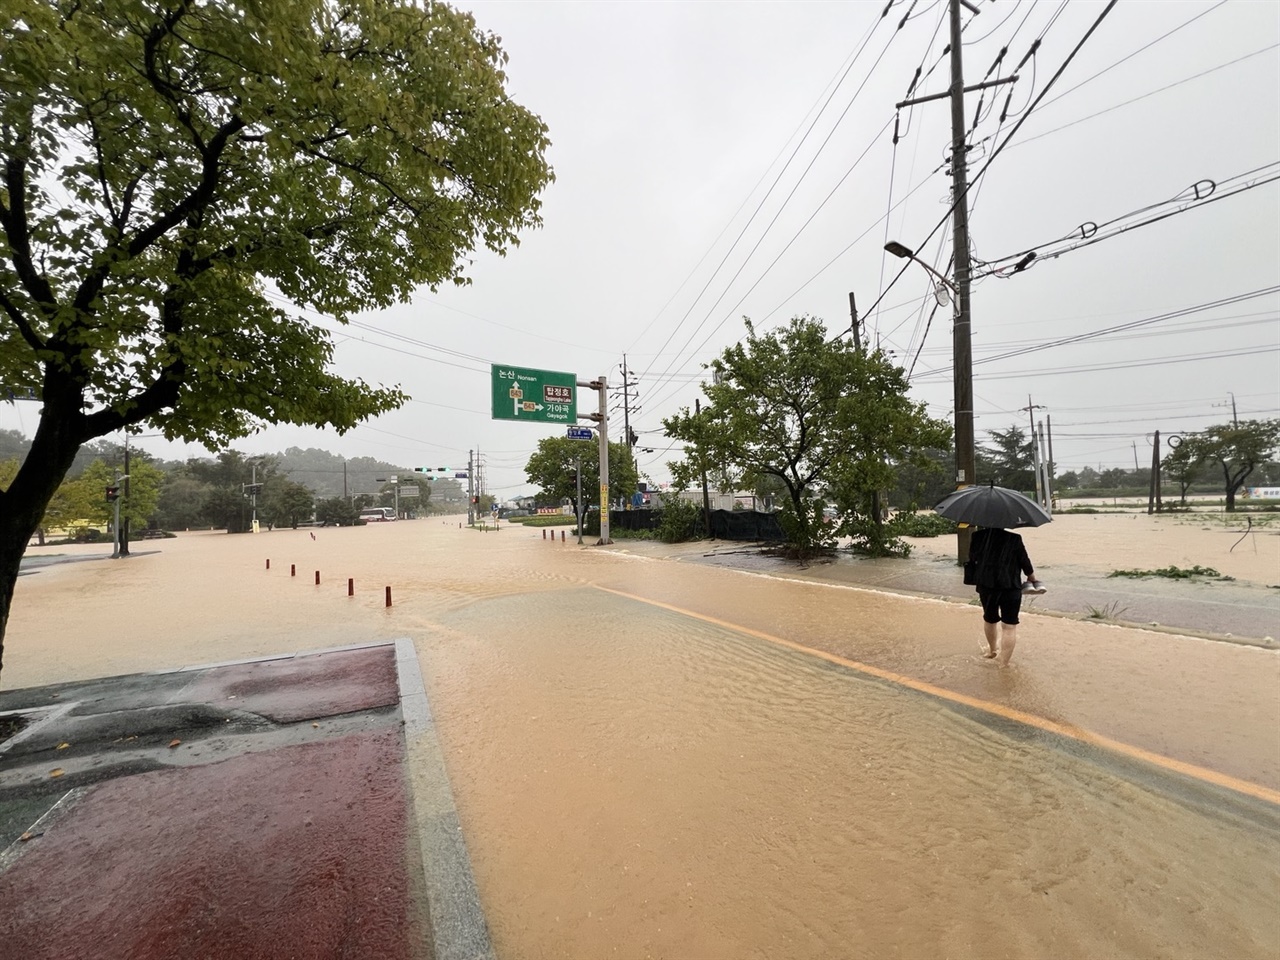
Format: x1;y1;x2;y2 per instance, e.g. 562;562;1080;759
709;509;785;541
610;509;662;532
611;508;784;541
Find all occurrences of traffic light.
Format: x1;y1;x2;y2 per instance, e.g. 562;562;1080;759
105;486;119;501
471;496;479;504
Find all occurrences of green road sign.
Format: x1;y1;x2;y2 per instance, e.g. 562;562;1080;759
491;364;577;424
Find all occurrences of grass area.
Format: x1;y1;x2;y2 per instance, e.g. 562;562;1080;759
504;514;577;527
1107;564;1233;581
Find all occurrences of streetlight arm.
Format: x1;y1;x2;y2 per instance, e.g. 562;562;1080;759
884;241;957;293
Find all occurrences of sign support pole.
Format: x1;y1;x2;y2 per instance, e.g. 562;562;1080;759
597;374;611;545
576;455;584;544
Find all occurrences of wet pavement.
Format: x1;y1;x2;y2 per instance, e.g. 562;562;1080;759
0;642;487;960
3;519;1278;958
671;539;1280;644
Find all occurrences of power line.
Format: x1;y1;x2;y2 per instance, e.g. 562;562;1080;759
640;16;911;402
860;0;1122;326
974;162;1280;274
636;3;896;383
622;13;883;357
912;343;1279;383
1034;0;1230;114
911;285;1280;378
1008;42;1280;151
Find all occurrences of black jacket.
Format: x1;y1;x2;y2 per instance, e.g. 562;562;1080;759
969;528;1034;591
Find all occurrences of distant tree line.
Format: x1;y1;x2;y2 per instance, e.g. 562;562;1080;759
889;420;1280;513
0;433;462;541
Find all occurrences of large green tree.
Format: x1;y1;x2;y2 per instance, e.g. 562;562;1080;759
0;0;551;678
259;477;316;530
663;317;950;557
979;426;1036;492
1180;419;1280;511
524;437;639;527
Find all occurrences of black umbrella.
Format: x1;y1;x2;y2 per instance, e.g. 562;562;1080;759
933;483;1052;529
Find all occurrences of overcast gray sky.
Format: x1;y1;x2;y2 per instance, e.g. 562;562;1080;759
5;0;1278;498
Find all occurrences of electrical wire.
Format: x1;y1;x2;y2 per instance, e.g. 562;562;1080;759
911;285;1280;378
635;3;896;382
640;20;910;404
974;165;1280;276
1008;42;1280;151
622;18;883;358
857;0;1122;327
1034;0;1230;115
913;343;1279;384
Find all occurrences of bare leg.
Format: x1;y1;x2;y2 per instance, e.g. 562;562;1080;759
982;621;998;658
997;624;1018;666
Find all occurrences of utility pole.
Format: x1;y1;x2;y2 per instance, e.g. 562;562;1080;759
467;450;474;526
120;437;131;556
1132;441;1140;473
895;0;1009;561
848;291;861;353
949;0;977;561
1218;391;1239;426
696;398;712;538
1148;430;1162;514
1021;396;1044;503
621;354;633;454
343;459;348;502
1046;414;1057;509
1037;421;1051;513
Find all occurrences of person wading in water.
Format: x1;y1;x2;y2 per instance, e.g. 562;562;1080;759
969;527;1040;666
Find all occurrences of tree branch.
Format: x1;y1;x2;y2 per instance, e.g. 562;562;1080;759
0;129;61;315
0;289;45;351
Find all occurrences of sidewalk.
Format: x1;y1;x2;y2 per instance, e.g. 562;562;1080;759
648;539;1280;645
0;642;491;960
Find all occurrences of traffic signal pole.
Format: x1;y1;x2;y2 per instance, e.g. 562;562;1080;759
597;373;611;545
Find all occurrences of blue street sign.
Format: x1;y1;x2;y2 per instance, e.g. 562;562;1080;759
566;426;594;440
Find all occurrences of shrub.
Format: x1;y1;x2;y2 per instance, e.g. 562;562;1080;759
894;511;956;537
1107;565;1223;579
655;496;703;543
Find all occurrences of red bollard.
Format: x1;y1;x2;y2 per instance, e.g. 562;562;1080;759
348;578;354;597
266;559;270;570
314;570;320;585
385;586;392;608
290;564;296;577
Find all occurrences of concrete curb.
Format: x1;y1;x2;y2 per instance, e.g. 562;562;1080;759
394;637;496;960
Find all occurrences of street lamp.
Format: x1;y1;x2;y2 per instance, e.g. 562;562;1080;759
884;241;957;304
885;238;973;564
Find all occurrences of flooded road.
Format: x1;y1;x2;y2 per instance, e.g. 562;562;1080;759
7;520;1280;957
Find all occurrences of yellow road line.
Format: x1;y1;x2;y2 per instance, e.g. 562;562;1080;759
593;584;1280;807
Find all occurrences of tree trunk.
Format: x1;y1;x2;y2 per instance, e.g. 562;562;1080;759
0;392;85;685
0;488;63;684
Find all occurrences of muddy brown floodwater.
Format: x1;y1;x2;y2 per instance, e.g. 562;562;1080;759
7;518;1280;959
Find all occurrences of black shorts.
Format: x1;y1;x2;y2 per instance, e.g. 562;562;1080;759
978;587;1022;625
